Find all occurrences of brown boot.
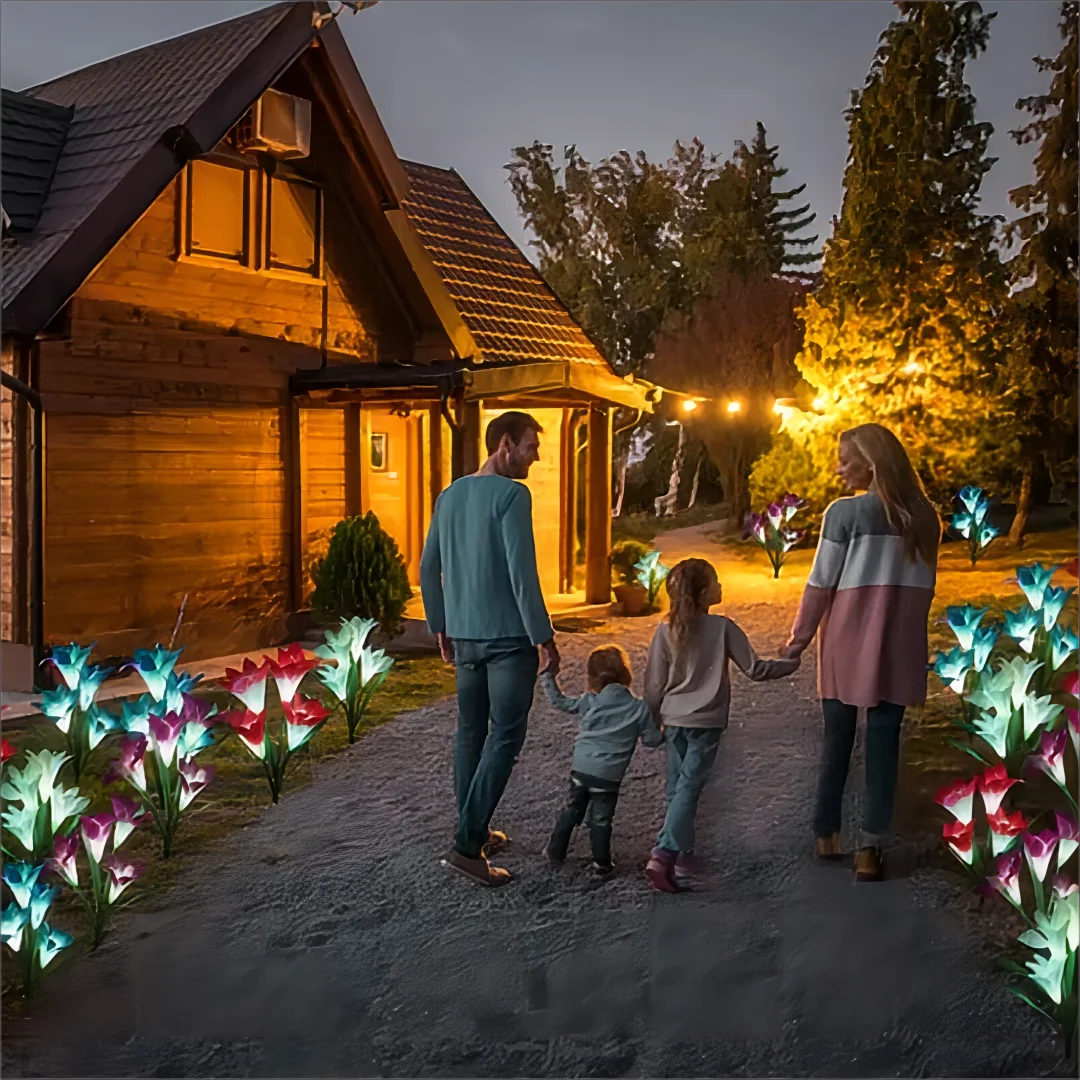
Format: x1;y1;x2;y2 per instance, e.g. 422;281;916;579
441;848;512;887
854;846;883;882
814;833;844;861
483;828;511;856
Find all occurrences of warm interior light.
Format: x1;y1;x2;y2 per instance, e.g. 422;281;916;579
726;401;741;414
811;396;826;411
682;399;698;413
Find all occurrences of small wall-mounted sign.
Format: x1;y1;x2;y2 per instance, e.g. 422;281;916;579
370;432;387;471
387;472;397;479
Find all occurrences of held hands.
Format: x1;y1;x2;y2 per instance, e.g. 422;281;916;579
538;639;560;676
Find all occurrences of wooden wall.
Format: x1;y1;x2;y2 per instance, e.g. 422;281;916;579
1;340;17;643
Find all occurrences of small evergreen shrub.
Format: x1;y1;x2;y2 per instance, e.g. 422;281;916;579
310;513;412;640
610;539;652;587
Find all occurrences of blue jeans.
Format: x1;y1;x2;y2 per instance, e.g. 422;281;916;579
814;698;906;850
453;637;539;858
656;726;723;854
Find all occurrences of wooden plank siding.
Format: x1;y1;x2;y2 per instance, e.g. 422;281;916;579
33;130;416;661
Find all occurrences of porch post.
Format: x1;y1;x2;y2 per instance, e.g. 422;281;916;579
344;403;362;517
428;403;444;508
288;400;308;611
461;399;482;476
584;405;611;605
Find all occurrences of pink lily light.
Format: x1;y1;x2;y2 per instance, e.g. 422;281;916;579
943;819;975;865
978;764;1020;817
220;657;271;715
935;777;977;824
268;644;321;705
1028;728;1068;788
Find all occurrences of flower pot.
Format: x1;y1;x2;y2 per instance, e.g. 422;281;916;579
614;583;648;616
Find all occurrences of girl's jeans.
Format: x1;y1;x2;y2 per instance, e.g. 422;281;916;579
814;698;906;850
656;726;723;853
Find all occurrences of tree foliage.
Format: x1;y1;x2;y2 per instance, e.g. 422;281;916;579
750;0;1007;511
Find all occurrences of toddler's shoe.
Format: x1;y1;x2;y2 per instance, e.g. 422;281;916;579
591;860;616;878
645;846;678;893
674;852;698;883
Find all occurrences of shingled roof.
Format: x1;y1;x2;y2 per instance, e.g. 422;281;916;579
401;161;608;369
1;90;73;236
1;1;315;335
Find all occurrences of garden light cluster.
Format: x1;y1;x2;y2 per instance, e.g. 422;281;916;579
948;486;1001;567
742;493;807;579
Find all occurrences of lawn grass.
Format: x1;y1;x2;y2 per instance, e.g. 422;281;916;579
1;652;456;999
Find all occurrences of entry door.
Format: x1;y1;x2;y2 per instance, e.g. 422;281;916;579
361;408;421;582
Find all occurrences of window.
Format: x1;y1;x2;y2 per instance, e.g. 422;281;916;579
186;160;248;261
370;433;387;472
267;176;320;275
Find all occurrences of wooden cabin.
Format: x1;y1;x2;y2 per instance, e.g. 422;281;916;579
0;2;655;686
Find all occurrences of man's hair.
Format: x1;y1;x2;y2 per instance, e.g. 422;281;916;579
485;411;543;455
587;645;633;692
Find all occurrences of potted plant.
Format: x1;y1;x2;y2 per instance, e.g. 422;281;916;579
610;540;651;615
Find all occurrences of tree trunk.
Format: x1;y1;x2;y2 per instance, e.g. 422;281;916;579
686;453;703;510
1009;469;1033;549
654;422;686;518
612;449;628;518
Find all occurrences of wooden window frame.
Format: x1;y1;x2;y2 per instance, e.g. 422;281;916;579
178;157;256;269
263;171;324;280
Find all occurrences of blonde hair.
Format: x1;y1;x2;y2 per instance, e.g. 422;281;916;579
587;645;633;692
665;559;718;660
841;423;940;565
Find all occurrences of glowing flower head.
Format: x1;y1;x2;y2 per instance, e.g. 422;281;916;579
75;663;112;713
44;642;93;691
930;647;974;695
780;493;806;521
1040;586;1075;632
221;657;271;714
766;502;784;531
1023;828;1059;882
1016;563;1059;611
969;623;999;673
359;645;394;691
1003;606;1041;654
125;645;183;702
221;709;268;760
177;756;214;810
116;696;153;735
977;523;999;550
36;923;74;970
1067;708;1079;756
48;833;80;888
987;807;1028;856
101;854;143;903
634;550;670;593
1064;670;1079;700
315;659;351;704
969;703;1012;758
282;695;331;751
935;777;977;824
996;656;1043;711
28;882;61;929
958;486;988;518
741;512;768;544
86;704;121;750
942;819;975;865
80;812;115;864
781;527;806;553
35;685;79;735
105;734;148;792
1019;907;1072;1003
1049;625;1078;670
147;713;186;768
1022;693;1064;741
2;861;43;909
109;795;150;847
1;903;30;953
977;764;1020;817
946;606;989;651
950;509;975;539
1054;812;1079;867
268;644;322;705
987;849;1023;906
1;738;16;765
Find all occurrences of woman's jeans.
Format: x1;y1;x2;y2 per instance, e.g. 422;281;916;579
814;698;906;850
453;637;539;858
656;726;723;853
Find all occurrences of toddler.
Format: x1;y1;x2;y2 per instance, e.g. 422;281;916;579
542;644;663;875
643;558;799;892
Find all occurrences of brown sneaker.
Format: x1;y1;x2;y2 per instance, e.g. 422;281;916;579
854;846;883;882
814;833;844;861
441;848;512;887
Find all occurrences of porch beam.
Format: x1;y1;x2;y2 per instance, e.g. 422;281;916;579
344;403;362;517
584;406;611;605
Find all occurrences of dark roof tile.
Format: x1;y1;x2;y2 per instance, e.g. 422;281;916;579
1;90;73;234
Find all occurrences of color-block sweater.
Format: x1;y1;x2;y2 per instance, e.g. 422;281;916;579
787;492;938;708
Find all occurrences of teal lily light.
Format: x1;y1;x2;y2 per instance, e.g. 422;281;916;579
1049;626;1078;671
1004;606;1041;655
635;549;671;607
103;686;217;859
123;644;182;702
931;647;975;695
947;606;990;651
1;860;71;997
1;750;89;861
1040;586;1076;633
222;645;333;803
35;643;120;778
1016;563;1059;611
948;486;998;567
970;624;999;672
315;617;395;744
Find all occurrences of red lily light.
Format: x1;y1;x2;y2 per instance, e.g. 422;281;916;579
220;657;272;714
268;644;322;704
935;776;977;824
282;695;331;751
942;819;975;865
977;764;1020;817
1;737;16;764
221;708;268;760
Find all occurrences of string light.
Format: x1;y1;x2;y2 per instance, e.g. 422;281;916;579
726;401;741;414
682;399;698;413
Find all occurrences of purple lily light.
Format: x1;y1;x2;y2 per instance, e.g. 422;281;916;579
110;795;150;847
1023;828;1059;883
177;756;215;810
79;812;114;864
1054;813;1078;867
48;834;80;888
100;855;143;904
743;495;808;579
1028;729;1069;789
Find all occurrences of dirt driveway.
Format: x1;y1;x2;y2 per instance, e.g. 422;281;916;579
1;527;1071;1077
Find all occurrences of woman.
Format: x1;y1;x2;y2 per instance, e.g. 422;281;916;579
782;423;940;882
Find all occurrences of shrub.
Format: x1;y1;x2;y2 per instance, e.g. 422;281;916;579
311;513;412;640
610;539;652;587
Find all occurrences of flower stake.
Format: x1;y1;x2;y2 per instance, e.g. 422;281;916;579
221;645;330;803
948;486;1000;567
315;618;394;743
634;550;671;609
742;494;807;579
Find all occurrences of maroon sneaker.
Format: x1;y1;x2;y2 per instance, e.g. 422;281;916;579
645;847;678;893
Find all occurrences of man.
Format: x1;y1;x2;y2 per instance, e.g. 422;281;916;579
420;410;560;887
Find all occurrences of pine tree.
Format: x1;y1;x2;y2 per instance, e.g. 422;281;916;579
750;0;1007;518
997;1;1078;542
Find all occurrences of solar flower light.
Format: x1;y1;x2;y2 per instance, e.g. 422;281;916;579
33;642;120;779
947;485;1000;567
929;562;1079;1056
48;796;147;948
1;749;89;862
742;494;807;579
2;860;74;998
315;618;395;743
104;647;218;858
220;644;331;803
634;550;671;611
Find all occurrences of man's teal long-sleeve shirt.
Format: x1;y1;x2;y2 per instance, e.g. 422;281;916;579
419;475;554;646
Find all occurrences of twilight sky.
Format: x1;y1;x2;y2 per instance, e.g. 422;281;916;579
0;0;1064;263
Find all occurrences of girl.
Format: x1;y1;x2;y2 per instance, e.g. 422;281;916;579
782;423;939;882
542;645;663;875
644;559;799;892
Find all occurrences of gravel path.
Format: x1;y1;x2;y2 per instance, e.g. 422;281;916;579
1;556;1072;1076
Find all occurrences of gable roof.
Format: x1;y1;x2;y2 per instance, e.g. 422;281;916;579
1;1;316;335
400;161;609;369
0;90;73;236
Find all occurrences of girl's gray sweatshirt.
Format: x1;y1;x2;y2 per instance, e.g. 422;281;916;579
540;673;663;783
